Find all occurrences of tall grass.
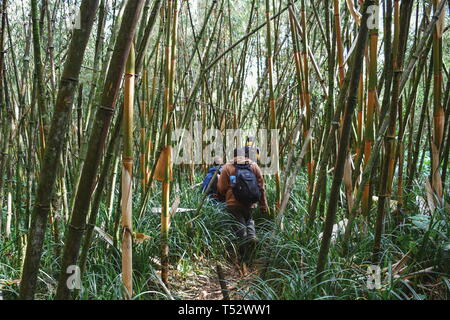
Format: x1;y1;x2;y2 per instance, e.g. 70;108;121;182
246;174;449;300
0;171;448;299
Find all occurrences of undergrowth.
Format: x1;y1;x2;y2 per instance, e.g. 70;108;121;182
0;172;448;300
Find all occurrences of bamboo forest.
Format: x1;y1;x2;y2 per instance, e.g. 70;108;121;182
0;0;449;302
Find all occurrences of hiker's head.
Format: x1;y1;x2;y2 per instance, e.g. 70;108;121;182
233;146;259;162
213;156;223;166
233;147;246;158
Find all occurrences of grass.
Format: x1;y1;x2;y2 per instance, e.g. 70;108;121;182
0;170;449;300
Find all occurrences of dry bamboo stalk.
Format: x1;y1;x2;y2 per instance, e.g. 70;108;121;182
121;44;135;300
160;0;178;286
333;0;345;87
346;0;361;25
430;0;444;203
362;0;379;218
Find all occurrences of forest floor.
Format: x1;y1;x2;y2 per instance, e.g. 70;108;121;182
0;175;449;300
171;261;247;300
158;245;262;300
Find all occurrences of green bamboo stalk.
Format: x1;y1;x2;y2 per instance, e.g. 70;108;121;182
78;108;122;276
0;0;7;235
373;0;414;262
265;0;281;211
31;0;47;159
407;61;433;190
307;69;352;229
316;0;371;282
135;0;163;77
54;0;145;300
19;0;100;300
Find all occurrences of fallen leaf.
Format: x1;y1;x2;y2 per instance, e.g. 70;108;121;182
134;232;151;243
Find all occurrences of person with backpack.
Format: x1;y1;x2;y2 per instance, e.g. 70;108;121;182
246;136;261;161
201;156;224;202
217;147;268;261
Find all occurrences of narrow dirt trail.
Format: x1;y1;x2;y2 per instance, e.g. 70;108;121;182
171;260;258;300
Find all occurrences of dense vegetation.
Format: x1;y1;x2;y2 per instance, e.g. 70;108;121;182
0;0;449;300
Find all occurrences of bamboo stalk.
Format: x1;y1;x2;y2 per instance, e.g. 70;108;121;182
19;0;101;300
0;0;8;235
333;0;345;87
135;0;163;77
373;0;414;262
407;61;433;190
54;0;145;300
299;0;314;200
160;0;178;286
78;108;122;276
307;69;352;229
121;44;135;300
430;0;444;202
31;0;47;159
265;0;281;211
316;0;371;282
361;0;379;218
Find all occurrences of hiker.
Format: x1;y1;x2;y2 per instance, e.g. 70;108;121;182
245;136;261;161
201;156;224;202
217;147;268;261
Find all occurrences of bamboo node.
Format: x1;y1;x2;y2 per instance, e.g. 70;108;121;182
385;135;396;141
68;224;86;232
99;104;115;114
122;157;133;163
122;226;133;236
61;76;79;83
35;203;51;210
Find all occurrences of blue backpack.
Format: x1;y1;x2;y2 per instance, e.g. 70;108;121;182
232;163;261;206
202;166;222;195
